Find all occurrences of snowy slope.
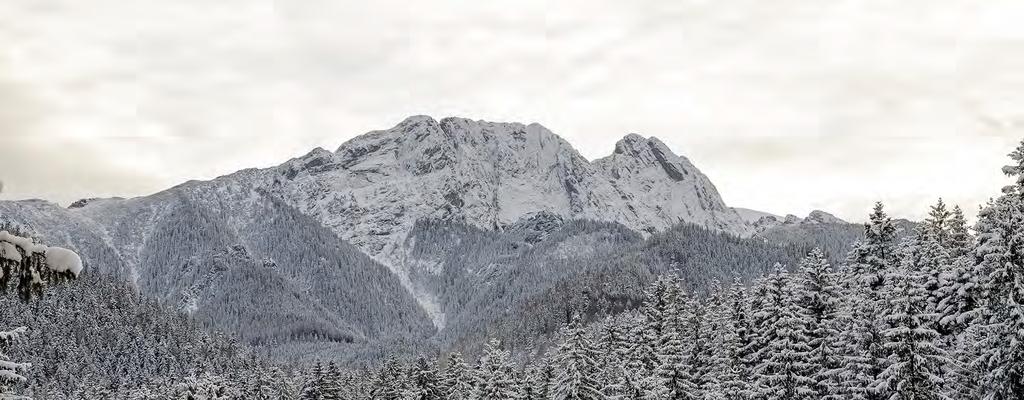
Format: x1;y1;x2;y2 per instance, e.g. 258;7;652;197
4;116;755;331
265;116;750;265
732;207;782;224
251;116;752;325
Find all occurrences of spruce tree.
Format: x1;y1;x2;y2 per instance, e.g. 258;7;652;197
946;205;972;258
472;339;517;400
653;280;693;400
409;356;443;400
760;273;815;400
370;356;406;400
836;282;887;400
442;352;473;400
973;139;1024;400
847;202;900;291
720;277;754;400
875;273;950;400
553;315;604;400
796;248;843;399
597;316;628;399
924;199;952;247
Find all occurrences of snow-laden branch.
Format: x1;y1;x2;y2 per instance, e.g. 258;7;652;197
0;231;82;277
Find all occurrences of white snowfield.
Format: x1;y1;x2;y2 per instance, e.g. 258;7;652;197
0;231;83;276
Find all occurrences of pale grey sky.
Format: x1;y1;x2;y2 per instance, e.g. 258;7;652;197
1;0;1023;222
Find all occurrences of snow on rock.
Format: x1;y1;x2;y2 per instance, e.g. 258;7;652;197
732;207;782;225
804;210;847;224
267;117;751;267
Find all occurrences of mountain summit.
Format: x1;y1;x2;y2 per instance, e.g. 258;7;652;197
269;116;750;265
3;116;753;331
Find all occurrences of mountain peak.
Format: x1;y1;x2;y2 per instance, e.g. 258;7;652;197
805;210;846;224
398;115;439;127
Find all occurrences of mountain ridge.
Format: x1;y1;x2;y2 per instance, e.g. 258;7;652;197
5;116;818;334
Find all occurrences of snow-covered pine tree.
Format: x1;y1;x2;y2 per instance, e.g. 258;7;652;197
944;324;983;399
442;352;473;400
946;205;972;259
932;203;979;336
899;228;950;329
321;362;344;400
796;248;843;399
301;362;325;400
653;290;696;400
742;275;772;398
875;272;950;400
596;315;629;398
0;230;83;399
835;283;887;400
751;266;788;399
697;281;728;399
472;339;517;400
533;358;556;400
760;270;816;400
972;138;1024;400
719;277;754;400
924;198;952;247
553;314;604;400
519;366;540;400
642;276;676;374
408;356;443;400
370;356;407;400
847;202;900;292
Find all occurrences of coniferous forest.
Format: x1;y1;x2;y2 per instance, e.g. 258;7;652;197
0;140;1018;399
278;142;1023;400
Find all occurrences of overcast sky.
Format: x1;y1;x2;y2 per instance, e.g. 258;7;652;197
1;0;1023;222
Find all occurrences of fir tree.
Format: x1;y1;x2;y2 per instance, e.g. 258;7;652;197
875;273;950;400
371;356;406;400
442;352;473;400
848;202;900;291
760;273;815;400
947;205;972;258
409;356;443;400
720;277;754;400
924;199;952;247
472;339;517;400
796;249;843;399
836;283;887;400
653;282;694;400
973;138;1024;400
553;315;604;400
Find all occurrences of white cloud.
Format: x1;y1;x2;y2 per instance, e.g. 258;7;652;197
0;0;1022;222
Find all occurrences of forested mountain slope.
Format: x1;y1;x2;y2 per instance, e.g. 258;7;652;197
425;222;811;357
0;187;437;353
0;116;879;366
0;272;265;398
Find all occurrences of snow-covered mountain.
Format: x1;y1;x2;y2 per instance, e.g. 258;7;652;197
269;116;749;263
1;115;755;332
260;116;751;324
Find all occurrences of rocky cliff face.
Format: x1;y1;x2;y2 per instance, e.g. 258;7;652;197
266;116;750;268
4;116;754;330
